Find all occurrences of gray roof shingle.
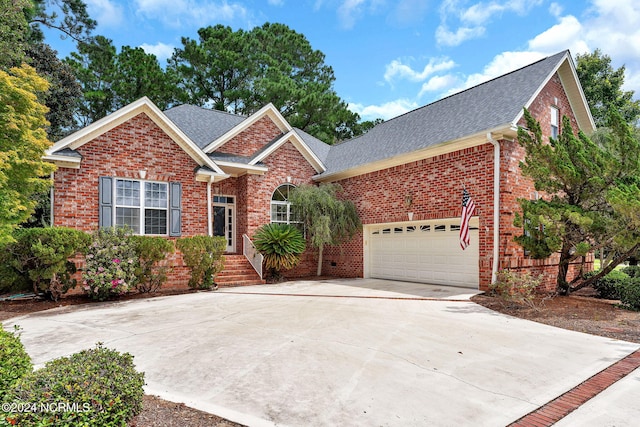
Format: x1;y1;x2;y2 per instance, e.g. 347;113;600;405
293;128;331;164
319;50;569;177
164;104;245;149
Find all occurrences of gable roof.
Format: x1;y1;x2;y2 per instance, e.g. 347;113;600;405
316;50;595;181
164;104;245;149
45;97;227;177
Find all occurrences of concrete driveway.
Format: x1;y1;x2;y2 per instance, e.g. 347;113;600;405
4;279;639;426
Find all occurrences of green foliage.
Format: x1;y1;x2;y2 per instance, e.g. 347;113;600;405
617;278;640;311
169;23;379;144
0;64;55;245
130;235;174;293
82;227;139;300
0;327;32;395
0;227;90;299
2;344;144;426
176;236;226;289
576;49;640;127
26;0;96;44
584;269;627;300
289;183;361;276
622;265;640;278
516;108;640;294
253;223;305;277
488;270;541;308
0;0;30;69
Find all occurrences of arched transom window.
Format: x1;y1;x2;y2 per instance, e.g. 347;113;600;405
270;184;299;224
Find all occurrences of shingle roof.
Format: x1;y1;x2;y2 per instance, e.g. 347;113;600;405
164;104;245;149
293;128;331;164
319;50;570;177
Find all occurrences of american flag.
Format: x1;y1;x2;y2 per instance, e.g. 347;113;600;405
460;188;476;250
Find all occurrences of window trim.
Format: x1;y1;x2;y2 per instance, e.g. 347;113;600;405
114;178;169;236
550;106;559;139
270;183;300;225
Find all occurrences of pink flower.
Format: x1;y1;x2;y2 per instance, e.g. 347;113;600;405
113;258;121;264
98;266;104;272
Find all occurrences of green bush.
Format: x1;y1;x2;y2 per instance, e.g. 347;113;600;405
176;236;226;289
130;236;174;293
0;328;32;395
2;344;145;427
83;228;139;301
253;223;305;279
0;227;91;300
488;270;541;308
588;269;628;300
622;265;640;278
616;277;640;311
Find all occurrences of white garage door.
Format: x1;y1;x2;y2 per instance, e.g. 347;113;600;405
367;218;479;288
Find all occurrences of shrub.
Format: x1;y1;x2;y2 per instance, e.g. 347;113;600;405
2;344;144;426
176;236;226;289
0;327;32;394
616;277;640;311
130;236;175;293
587;269;628;300
488;270;541;308
253;223;305;279
0;227;91;300
83;228;139;300
622;265;640;278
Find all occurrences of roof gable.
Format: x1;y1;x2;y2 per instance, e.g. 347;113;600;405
249;130;326;173
46;97;226;176
164;104;245;149
317;50;595;181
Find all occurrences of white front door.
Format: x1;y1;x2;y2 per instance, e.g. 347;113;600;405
213;196;234;252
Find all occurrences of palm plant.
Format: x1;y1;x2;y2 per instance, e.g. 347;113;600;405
253;223;305;279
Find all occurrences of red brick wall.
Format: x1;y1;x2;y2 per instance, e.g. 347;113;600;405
325;72;592;291
216;116;283;157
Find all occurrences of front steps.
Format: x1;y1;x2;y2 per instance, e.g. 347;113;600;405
216;254;266;287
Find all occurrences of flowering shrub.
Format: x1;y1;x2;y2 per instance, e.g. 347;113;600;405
83;228;139;300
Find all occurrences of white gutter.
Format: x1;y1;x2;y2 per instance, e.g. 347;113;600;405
487;133;500;284
207;180;213;236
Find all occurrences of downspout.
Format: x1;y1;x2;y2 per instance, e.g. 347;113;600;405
207;179;213;236
50;171;55;227
487;133;500;284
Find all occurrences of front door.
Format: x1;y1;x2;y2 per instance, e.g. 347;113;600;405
213;196;234;252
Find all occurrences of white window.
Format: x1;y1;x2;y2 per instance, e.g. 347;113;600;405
115;179;168;235
550;106;559;138
270;184;300;224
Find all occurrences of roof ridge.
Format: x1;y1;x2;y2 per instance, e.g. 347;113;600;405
164;103;247;118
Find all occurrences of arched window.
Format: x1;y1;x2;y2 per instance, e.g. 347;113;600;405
270;184;298;224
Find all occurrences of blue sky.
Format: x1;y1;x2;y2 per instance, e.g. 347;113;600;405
44;0;640;121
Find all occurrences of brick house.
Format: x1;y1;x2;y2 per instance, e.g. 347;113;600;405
45;50;594;291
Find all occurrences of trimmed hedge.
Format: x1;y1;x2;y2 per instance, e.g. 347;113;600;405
2;344;145;426
176;236;226;289
586;269;628;300
617;277;640;311
0;328;32;394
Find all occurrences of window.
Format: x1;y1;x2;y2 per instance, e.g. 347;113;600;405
115;179;168;235
550;106;559;138
270;184;300;224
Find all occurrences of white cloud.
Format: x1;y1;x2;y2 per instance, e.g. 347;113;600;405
418;74;459;98
435;24;484;46
348;99;419;121
140;42;175;62
86;0;124;27
337;0;367;29
527;15;587;54
384;57;456;83
135;0;247;28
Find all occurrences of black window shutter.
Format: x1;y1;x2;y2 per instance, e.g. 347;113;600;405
99;176;113;228
169;182;182;237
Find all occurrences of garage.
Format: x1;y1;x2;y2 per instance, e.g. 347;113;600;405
366;218;479;288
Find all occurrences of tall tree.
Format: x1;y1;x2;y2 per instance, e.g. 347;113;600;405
65;35;116;126
0;0;30;69
169;25;253;112
576;49;640;126
26;42;82;140
26;0;96;44
515;108;640;294
289;184;361;276
0;64;55;244
169;23;376;144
